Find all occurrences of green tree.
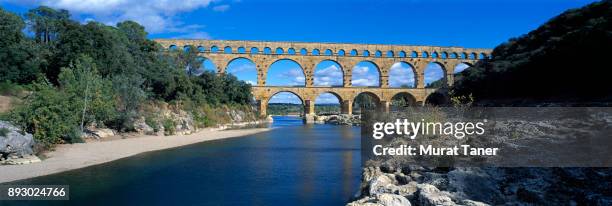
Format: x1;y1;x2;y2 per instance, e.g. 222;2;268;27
26;6;70;44
0;8;44;84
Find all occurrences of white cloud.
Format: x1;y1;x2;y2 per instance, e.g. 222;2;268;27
278;68;305;86
315;93;340;104
351;65;379;86
212;4;230;12
269;92;302;104
173;31;212;39
6;0;216;34
389;62;415;87
227;63;255;73
314;65;343;86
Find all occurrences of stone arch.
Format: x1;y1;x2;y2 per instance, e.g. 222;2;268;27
350;49;358;56
424;62;448;88
313;91;343;115
422;51;429;58
224;46;232;54
265;91;306;116
479;53;487;59
275;47;284;54
183;45;192;52
169;45;178;51
324;49;333;56
264;47;272;54
315;91;344;103
469;52;477;59
390;92;417;110
300;48;308;55
441;52;448;59
387;50;394;57
398;51;406;57
363;50;371;57
250;47;259;54
351;60;382;87
312;49;320;55
450;52;458;59
338;49;346;56
375;50;382;57
431;51;439;58
314;60;344;86
211;45;219;53
265;58;306;86
452;62;473;78
197;46;206;52
224;57;258;84
287;48;296;55
461;52;468;59
389;61;417;88
195;56;218;74
411;51;418;58
237;47;246;54
352;91;381;114
425;92;450;106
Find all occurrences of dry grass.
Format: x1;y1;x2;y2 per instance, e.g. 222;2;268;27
0;95;14;113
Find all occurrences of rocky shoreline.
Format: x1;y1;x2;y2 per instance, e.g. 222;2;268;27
313;114;361;126
348;165;612;206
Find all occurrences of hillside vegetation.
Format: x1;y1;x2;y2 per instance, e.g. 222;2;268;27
0;6;254;147
452;1;612;104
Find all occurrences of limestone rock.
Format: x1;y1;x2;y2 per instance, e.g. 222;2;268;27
376;193;412;206
133;117;154;135
416;184;456;206
1;155;41;165
0;121;35;157
91;128;115;138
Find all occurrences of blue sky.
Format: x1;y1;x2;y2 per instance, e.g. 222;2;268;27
0;0;598;104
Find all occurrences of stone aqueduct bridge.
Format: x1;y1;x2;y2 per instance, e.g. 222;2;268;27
154;39;492;118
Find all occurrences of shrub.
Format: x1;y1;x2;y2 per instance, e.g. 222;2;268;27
10;56;115;146
144;115;159;132
0;127;9;137
162;118;175;136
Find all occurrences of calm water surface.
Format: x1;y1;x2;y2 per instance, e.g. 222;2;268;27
2;116;361;206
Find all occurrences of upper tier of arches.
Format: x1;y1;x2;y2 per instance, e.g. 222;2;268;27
158;39;493;60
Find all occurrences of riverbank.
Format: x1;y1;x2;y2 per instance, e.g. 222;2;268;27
0;127;271;183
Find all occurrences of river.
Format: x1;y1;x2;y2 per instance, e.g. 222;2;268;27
2;116;361;206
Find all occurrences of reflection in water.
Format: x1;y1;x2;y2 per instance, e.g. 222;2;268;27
3;116;361;206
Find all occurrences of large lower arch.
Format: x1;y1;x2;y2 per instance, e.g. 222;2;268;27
266;59;306;86
314;60;344;86
425;92;450;106
390;92;417;111
225;57;258;85
352;92;381;114
314;92;342;115
351;61;381;87
265;91;305;116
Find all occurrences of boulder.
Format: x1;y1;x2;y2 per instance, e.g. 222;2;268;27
0;121;35;158
376;193;412;206
347;197;384;206
347;194;412;206
91;128;115;139
369;174;397;195
1;155;41;165
416;184;456;206
133;117;154;135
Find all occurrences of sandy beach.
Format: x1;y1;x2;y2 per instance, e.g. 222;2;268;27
0;127;271;183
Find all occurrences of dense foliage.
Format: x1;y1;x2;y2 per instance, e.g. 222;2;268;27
452;1;612;103
0;6;253;146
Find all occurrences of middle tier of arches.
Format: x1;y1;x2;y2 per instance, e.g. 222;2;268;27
200;53;479;88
